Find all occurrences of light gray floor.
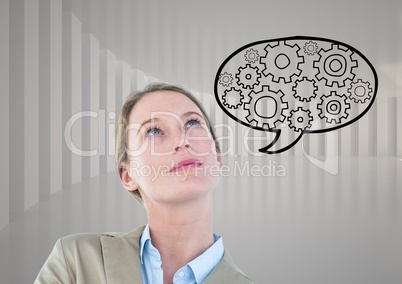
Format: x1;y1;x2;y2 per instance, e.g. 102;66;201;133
1;156;401;284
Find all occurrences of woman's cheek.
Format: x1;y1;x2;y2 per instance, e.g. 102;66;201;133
145;136;168;156
188;127;213;145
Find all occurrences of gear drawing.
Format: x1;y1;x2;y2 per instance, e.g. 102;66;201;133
292;77;318;102
303;41;319;56
243;85;289;129
288;107;313;132
236;64;261;89
244;48;260;64
218;72;234;87
222;87;244;109
259;41;305;83
347;79;373;103
318;91;351;124
313;44;358;87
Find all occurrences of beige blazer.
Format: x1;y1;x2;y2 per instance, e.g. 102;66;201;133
35;226;254;283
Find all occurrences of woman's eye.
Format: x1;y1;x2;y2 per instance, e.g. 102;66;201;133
146;127;161;137
186;119;200;128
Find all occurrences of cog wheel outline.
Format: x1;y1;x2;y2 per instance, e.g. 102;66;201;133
222;87;244;109
318;91;351;124
235;64;261;89
347;79;373;103
244;48;260;64
218;72;234;87
313;44;358;87
303;41;319;56
292;77;319;102
243;85;289;129
288;107;313;132
259;40;305;83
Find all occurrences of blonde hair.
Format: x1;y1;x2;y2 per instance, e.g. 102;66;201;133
115;83;221;204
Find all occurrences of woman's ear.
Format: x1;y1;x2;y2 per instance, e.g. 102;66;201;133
119;163;139;192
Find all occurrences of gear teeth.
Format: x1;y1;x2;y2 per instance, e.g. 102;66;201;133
288;107;313;132
303;41;319;56
260;41;305;83
292;76;319;102
218;72;233;87
313;44;358;87
235;64;261;89
318;91;351;124
242;85;289;130
244;48;260;64
222;87;244;109
347;79;373;103
245;113;253;123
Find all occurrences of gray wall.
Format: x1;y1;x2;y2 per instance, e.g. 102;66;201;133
4;0;137;230
1;1;402;283
2;0;402;234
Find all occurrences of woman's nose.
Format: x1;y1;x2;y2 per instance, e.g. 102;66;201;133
172;127;190;153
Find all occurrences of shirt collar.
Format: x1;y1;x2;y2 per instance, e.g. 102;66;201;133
139;224;224;283
139;224;152;264
186;233;223;283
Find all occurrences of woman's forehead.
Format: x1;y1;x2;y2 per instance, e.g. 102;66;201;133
129;90;202;123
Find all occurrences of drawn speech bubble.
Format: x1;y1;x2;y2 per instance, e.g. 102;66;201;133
214;36;378;154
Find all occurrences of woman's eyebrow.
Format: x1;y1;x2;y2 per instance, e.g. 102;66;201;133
181;111;204;120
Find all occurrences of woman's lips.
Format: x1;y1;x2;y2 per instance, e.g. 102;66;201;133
170;158;203;172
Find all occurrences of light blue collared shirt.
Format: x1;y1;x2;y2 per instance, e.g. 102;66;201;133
140;224;224;284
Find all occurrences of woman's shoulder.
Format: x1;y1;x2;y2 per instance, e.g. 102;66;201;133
58;225;145;250
35;226;146;283
204;249;254;283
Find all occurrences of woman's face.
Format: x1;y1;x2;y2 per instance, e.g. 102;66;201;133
122;90;221;205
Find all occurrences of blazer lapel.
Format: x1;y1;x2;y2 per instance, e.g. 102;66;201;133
100;226;145;284
204;250;253;284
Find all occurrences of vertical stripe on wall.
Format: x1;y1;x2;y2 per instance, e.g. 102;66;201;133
387;97;397;156
114;60;131;174
0;0;9;230
116;61;131;110
349;107;358;156
357;104;370;156
82;34;100;178
10;0;40;216
130;69;137;93
376;97;388;156
100;49;116;173
398;97;402;157
340;118;352;156
63;12;83;186
71;14;82;184
136;69;147;90
9;0;25;216
49;0;62;195
368;101;377;156
24;0;39;210
82;33;100;179
62;11;71;187
39;0;62;197
82;33;91;180
39;0;51;197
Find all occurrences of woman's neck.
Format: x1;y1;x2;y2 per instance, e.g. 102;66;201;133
145;193;215;282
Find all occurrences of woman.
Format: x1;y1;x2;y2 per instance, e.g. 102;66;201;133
35;83;254;284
